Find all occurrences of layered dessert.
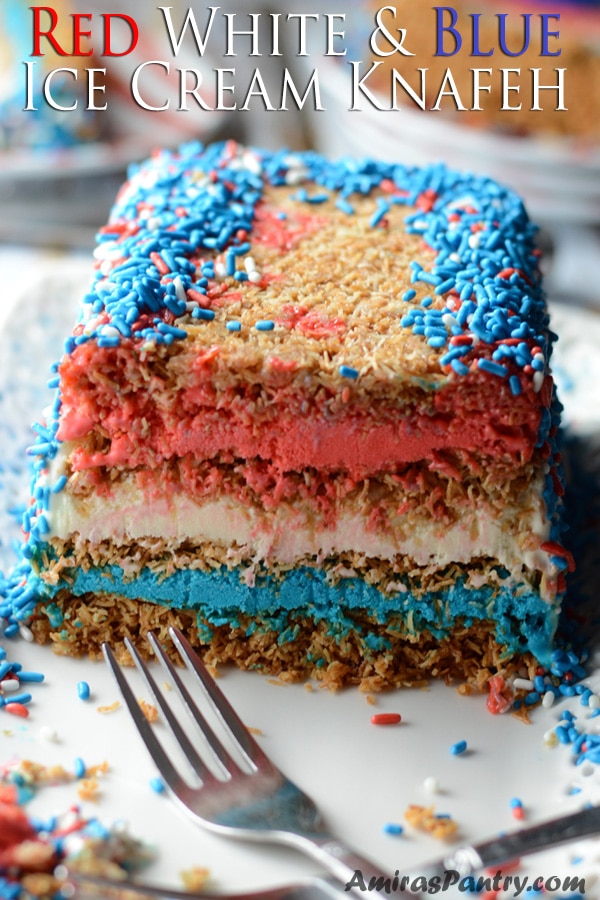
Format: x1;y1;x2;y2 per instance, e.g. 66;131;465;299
6;141;570;690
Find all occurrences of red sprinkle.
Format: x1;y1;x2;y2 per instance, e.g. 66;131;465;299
541;541;575;572
187;288;211;308
150;251;170;276
371;713;401;726
511;806;525;820
415;189;438;212
486;674;513;715
4;703;29;718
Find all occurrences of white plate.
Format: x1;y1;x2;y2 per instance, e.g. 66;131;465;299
1;254;600;897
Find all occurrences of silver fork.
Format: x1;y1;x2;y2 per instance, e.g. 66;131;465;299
103;628;600;896
102;628;396;897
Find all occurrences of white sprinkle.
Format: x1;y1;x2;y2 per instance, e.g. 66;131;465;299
40;726;59;743
448;252;462;263
513;677;535;691
248;271;262;283
242;150;262;174
1;678;20;693
542;690;556;708
285;169;308;186
93;241;122;262
442;313;458;328
533;371;544;393
283;155;309;185
215;262;227;279
423;776;440;794
99;324;120;339
244;256;257;272
544;729;559;747
173;276;187;303
468;233;481;249
589;694;600;709
19;625;34;643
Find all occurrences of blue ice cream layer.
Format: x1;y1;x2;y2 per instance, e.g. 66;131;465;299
34;560;558;664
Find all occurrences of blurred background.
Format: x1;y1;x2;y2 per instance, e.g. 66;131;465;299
0;0;599;309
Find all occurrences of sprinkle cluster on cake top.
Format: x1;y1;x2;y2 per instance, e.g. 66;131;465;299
63;139;551;394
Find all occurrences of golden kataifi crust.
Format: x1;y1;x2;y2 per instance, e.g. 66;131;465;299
29;592;538;693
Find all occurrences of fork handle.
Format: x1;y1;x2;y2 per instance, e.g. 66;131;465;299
297;837;417;897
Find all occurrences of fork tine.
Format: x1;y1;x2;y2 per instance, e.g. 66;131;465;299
120;637;220;786
169;627;274;771
102;643;189;797
147;632;245;776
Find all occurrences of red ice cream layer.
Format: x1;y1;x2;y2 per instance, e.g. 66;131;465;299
56;343;549;476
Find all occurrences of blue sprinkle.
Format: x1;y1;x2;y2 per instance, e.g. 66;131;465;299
383;823;403;835
36;515;50;535
434;277;456;295
477;359;508;378
450;740;467;755
450;359;470;376
17;672;44;684
524;691;540;706
335;197;355;215
559;684;577;697
192;308;215;321
97;335;121;349
509;797;523;808
226;321;242;332
51;475;68;494
370;198;390;228
150;776;166;794
156;323;187;339
26;442;53;457
77;681;91;701
226;251;236;277
8;693;32;705
74;757;86;779
255;320;275;331
339;365;359;380
0;662;14;680
509;374;522;396
402;289;417;302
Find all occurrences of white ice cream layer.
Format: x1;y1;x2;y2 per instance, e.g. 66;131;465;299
43;452;555;578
